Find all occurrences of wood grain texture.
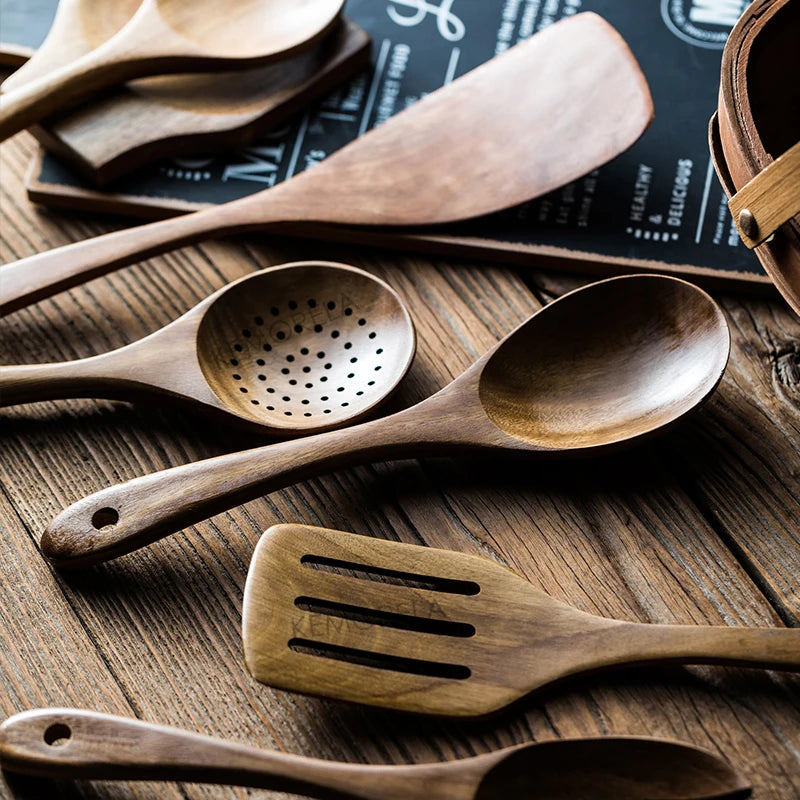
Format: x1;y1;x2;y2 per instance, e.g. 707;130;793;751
0;710;752;800
0;11;654;315
10;19;370;186
243;524;800;717
729;140;800;248
37;274;729;568
0;0;345;142
2;119;800;800
0;260;415;435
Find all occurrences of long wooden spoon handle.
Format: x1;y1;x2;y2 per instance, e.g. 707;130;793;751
0;41;153;142
622;622;800;669
40;409;430;567
0;197;264;317
0;358;121;406
0;708;436;798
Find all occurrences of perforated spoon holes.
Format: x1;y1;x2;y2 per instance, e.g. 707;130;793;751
195;264;413;429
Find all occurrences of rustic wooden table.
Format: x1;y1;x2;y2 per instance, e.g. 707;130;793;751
1;127;800;800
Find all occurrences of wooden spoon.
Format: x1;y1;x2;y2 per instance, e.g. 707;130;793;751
244;524;800;717
0;261;414;434
0;0;141;96
1;3;369;186
1;0;369;185
0;0;345;141
40;275;730;568
0;709;752;799
0;12;654;316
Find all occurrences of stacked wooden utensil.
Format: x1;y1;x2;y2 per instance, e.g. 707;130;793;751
1;2;798;797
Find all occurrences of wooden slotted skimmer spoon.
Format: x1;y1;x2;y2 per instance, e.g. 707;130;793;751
0;12;654;316
0;709;751;799
0;0;345;141
0;261;415;434
40;275;730;567
244;524;800;717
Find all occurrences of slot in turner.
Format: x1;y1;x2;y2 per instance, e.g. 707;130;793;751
243;524;800;717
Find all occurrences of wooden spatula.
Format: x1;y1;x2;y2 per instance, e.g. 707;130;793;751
0;11;653;316
243;525;800;717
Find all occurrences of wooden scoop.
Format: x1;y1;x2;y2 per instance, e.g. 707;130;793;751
1;2;369;185
40;275;730;567
0;709;752;799
0;12;654;316
0;261;415;435
244;524;800;717
0;0;345;141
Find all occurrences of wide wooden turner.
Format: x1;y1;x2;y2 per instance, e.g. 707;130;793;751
243;525;800;717
0;12;653;316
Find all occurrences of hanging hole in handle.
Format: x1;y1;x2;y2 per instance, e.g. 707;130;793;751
44;723;72;746
92;507;119;529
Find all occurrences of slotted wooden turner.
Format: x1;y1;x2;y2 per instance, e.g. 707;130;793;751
243;525;800;717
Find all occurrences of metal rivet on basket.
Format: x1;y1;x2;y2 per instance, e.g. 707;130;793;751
738;209;758;239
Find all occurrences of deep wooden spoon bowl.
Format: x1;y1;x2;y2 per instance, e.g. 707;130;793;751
0;261;415;434
0;709;752;800
478;274;728;449
40;275;729;568
0;0;345;141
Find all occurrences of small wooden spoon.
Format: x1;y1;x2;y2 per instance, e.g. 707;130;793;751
0;0;142;96
0;0;345;141
0;709;752;799
244;524;800;717
1;0;369;186
40;275;730;567
0;261;415;435
0;12;654;316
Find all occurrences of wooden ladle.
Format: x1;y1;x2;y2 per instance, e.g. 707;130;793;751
0;709;752;799
40;275;730;568
0;0;345;141
0;261;415;434
0;12;654;316
244;524;800;717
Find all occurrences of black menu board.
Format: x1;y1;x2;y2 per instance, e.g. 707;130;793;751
4;0;765;286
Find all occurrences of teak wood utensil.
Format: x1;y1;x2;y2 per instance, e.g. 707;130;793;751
0;12;654;317
244;524;800;717
0;261;415;434
40;275;730;568
0;0;346;142
0;709;752;800
2;7;369;185
710;0;800;316
1;0;142;94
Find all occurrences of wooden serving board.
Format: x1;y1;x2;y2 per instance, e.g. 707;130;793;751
13;0;768;291
3;13;370;185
